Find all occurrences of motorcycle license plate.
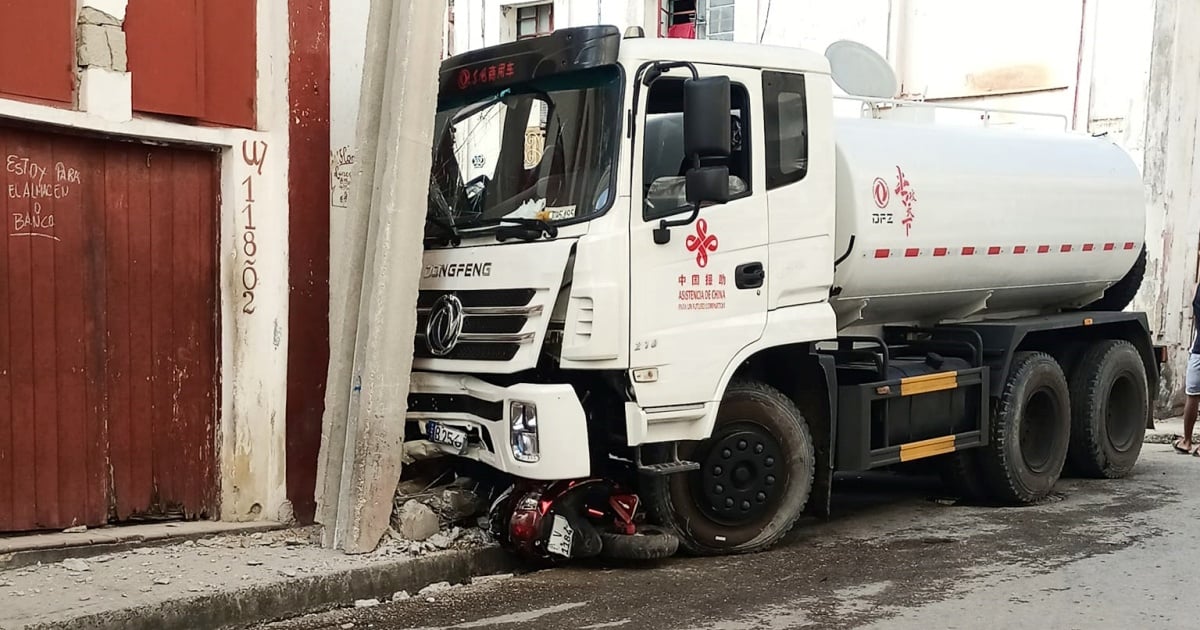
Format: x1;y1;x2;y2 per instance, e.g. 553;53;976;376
425;421;468;453
547;514;574;558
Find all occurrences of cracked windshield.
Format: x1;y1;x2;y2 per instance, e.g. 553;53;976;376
427;67;621;236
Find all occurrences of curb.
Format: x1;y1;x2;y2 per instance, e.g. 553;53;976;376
20;545;519;630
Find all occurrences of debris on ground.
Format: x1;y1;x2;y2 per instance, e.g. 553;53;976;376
396;501;440;541
381;455;511;553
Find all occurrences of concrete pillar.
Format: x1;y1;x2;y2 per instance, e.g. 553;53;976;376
1138;0;1200;415
315;0;446;553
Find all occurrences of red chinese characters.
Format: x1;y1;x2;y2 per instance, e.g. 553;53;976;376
894;166;917;237
456;62;517;91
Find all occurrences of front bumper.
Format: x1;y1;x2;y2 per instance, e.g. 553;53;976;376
406;372;591;480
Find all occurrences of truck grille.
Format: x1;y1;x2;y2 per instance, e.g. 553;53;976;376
414;289;540;361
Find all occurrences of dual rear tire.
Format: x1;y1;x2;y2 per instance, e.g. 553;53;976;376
941;340;1148;504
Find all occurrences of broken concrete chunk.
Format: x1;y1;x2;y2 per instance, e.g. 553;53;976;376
392;590;411;602
61;559;90;572
440;487;485;522
354;598;380;608
417;581;453;597
76;23;113;69
428;532;453;550
397;500;439;541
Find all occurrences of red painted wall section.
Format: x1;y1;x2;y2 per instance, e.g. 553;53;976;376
125;0;256;128
0;0;75;103
203;0;257;128
125;0;205;118
286;0;330;524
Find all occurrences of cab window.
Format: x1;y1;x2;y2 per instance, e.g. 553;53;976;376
641;77;751;220
763;70;808;189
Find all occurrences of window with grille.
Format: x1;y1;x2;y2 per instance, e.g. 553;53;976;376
517;3;553;40
701;0;735;41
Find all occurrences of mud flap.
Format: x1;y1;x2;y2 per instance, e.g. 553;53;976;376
803;353;837;518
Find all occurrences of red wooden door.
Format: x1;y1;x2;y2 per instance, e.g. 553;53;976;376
0;124;218;532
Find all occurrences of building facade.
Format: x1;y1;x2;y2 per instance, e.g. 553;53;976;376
0;0;331;533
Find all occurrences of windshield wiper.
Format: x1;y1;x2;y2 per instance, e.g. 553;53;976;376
495;217;559;242
425;215;462;247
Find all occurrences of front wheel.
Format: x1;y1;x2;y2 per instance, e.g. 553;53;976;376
644;379;815;555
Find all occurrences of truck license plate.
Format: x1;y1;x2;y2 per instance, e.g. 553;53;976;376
547;515;574;558
426;421;468;453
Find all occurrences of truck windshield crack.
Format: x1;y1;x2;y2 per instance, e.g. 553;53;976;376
426;66;622;242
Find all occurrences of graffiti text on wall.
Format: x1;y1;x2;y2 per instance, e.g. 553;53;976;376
7;154;81;242
330;146;355;208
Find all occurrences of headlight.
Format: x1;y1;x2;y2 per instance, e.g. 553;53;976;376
510;401;539;463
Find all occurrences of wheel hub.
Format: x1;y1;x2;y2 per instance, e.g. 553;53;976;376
698;427;784;524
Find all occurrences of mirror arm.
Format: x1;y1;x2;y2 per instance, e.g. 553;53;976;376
653;204;701;245
642;60;700;86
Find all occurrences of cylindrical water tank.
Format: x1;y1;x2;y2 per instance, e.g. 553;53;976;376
830;117;1145;329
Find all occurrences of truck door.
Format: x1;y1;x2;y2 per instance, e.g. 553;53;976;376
628;65;768;409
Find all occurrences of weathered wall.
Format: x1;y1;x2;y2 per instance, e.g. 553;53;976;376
1137;0;1200;414
0;0;295;523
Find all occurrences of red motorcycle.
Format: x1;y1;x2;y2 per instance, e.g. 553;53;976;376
488;477;679;565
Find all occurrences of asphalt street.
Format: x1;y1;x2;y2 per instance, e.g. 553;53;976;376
265;444;1195;630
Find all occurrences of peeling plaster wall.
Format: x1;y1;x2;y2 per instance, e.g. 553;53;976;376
1136;0;1200;415
0;0;295;523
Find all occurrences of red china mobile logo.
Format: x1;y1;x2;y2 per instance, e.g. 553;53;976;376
686;219;719;268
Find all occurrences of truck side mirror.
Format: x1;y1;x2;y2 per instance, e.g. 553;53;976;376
683;76;732;206
686;166;730;205
684;76;731;157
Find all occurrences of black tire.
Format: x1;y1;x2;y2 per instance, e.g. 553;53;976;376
979;352;1071;504
598;525;680;560
936;449;990;503
1084;245;1146;312
644;379;815;556
1066;340;1149;479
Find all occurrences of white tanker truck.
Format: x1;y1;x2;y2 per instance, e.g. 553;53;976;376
414;25;1163;561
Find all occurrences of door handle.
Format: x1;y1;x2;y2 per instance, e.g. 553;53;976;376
735;262;765;289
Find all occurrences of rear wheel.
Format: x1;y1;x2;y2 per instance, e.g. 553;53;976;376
1084;245;1146;312
1066;340;1148;478
979;352;1071;504
645;379;815;555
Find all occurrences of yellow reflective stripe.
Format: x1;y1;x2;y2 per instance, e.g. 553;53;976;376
899;371;958;396
899;435;957;462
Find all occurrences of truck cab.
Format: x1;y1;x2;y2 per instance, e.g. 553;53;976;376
411;25;1158;558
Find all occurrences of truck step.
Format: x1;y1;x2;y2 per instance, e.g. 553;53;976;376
638;460;701;476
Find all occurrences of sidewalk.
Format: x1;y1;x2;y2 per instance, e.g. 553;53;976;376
0;525;516;630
